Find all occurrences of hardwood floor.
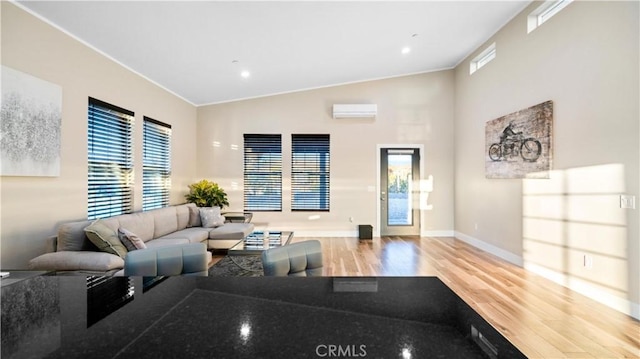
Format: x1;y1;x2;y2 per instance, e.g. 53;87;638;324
320;236;639;358
211;235;639;358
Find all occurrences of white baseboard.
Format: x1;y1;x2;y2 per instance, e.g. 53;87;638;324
370;230;454;237
454;231;639;320
295;229;455;238
454;231;524;267
293;230;359;238
525;262;640;320
422;230;455;237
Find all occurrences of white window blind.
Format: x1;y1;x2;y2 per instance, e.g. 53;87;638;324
291;134;330;211
243;134;282;211
87;98;134;220
143;117;171;211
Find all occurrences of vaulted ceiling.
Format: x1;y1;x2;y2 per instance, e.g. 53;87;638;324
17;1;530;106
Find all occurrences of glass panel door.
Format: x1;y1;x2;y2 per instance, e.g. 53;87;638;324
387;152;413;225
380;148;420;236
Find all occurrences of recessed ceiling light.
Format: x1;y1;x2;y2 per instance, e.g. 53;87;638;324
401;47;411;55
240;70;250;79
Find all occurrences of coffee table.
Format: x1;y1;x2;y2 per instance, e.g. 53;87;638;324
222;212;253;223
228;231;294;255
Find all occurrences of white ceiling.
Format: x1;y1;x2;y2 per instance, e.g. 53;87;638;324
17;1;531;106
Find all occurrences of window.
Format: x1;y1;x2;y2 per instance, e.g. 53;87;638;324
143;117;171;211
470;43;496;75
291;134;330;211
243;134;282;211
528;0;573;33
87;98;134;220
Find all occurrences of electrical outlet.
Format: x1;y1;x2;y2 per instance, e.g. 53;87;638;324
349;217;354;223
583;254;593;269
620;195;636;209
474;223;478;230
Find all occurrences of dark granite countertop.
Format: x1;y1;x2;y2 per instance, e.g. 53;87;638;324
1;276;525;359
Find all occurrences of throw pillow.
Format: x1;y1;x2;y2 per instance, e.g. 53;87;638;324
84;220;128;259
118;227;147;251
188;206;202;227
200;207;225;228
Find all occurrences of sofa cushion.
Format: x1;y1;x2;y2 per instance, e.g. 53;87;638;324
84;220;128;258
200;207;225;228
29;251;124;271
144;238;190;249
57;220;95;251
188;205;202;227
115;212;155;242
208;223;254;239
153;207;179;238
118;228;147;251
176;204;190;230
156;228;210;244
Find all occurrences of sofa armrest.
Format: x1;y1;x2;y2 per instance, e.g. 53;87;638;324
29;251;124;272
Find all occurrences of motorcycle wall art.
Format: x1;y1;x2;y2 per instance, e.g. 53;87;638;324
485;100;553;179
488;122;542;162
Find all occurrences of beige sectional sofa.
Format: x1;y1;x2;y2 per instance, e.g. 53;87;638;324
29;203;254;276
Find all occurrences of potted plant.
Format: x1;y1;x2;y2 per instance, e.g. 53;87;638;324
185;179;229;208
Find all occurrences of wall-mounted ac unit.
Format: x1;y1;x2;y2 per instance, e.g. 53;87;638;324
332;104;377;119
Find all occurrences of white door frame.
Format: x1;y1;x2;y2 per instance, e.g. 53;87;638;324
376;144;425;237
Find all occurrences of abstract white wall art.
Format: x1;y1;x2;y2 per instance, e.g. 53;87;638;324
1;66;62;176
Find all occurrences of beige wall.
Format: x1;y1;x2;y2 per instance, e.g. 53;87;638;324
0;3;198;269
197;71;455;236
3;0;637;317
454;1;639;315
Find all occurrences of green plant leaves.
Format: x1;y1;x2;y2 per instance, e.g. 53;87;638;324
185;179;229;208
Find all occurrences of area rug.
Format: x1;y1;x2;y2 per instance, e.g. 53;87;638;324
208;255;264;277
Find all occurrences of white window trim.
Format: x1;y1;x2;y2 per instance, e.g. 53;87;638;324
528;0;573;34
470;43;496;75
